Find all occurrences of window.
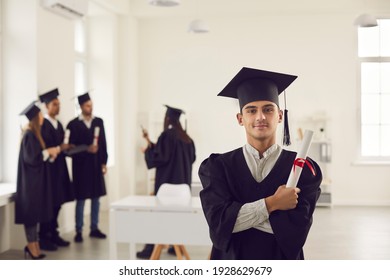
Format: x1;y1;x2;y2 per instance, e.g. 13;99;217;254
73;17;115;166
358;19;390;160
0;1;3;181
74;19;88;115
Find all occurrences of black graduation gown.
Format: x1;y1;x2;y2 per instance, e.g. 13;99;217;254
145;128;196;194
66;117;108;200
199;148;322;260
15;130;53;225
41;118;74;206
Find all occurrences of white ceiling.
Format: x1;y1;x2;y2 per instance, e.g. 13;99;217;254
126;0;390;19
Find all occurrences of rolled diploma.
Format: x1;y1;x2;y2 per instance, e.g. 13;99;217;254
93;127;100;145
63;129;70;144
286;130;314;188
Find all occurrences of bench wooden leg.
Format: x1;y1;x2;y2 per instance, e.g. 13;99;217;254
150;244;163;260
173;245;183;259
179;245;190;260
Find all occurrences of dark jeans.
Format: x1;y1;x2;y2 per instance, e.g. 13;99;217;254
75;197;100;232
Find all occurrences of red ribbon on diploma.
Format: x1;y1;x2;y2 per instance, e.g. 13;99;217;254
293;158;316;176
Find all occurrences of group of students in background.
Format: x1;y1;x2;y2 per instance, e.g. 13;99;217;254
15;88;196;261
15;89;108;259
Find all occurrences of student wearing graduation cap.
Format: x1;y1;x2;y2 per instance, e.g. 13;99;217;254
15;101;61;259
66;92;108;243
198;67;322;260
37;88;75;251
137;105;196;259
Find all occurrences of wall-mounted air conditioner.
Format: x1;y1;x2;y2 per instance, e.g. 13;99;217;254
41;0;88;20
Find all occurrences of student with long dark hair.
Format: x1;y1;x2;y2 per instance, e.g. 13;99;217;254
137;105;196;259
15;101;60;259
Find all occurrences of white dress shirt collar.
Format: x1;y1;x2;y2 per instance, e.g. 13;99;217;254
45;114;58;130
244;142;279;160
78;114;95;129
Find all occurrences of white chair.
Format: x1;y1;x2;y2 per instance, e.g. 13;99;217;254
156;183;191;206
150;183;192;260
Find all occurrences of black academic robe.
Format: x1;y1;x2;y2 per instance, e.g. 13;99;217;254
15;130;53;224
199;148;322;260
66;117;108;200
41;119;74;206
145;128;196;194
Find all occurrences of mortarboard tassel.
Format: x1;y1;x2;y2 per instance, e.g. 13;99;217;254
283;91;291;146
283;109;291;146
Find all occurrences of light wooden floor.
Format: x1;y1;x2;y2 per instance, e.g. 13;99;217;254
1;206;390;260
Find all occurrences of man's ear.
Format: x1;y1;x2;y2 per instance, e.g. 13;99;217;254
236;113;244;126
278;110;283;123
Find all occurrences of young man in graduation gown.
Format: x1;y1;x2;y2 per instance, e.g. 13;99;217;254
38;89;74;251
136;105;196;259
199;67;322;260
66;93;108;242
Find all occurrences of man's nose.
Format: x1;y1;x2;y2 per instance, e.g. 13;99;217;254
256;111;266;121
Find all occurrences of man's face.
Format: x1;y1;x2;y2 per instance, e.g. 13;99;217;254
46;98;60;116
81;100;93;116
236;100;282;144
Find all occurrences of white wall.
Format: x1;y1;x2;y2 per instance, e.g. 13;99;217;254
134;7;390;205
2;0;38;183
117;15;139;197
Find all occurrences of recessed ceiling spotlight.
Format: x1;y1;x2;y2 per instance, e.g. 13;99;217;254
148;0;180;7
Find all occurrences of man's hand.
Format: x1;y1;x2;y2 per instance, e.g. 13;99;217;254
265;185;301;214
47;146;60;161
87;144;98;154
142;128;152;147
60;143;74;151
142;128;149;139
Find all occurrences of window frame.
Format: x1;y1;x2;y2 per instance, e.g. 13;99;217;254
357;18;390;163
74;18;89;115
0;0;3;181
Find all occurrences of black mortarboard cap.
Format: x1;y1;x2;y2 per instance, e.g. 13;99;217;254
39;88;59;104
218;67;297;146
217;67;297;109
20;101;41;120
164;105;184;121
77;92;91;105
